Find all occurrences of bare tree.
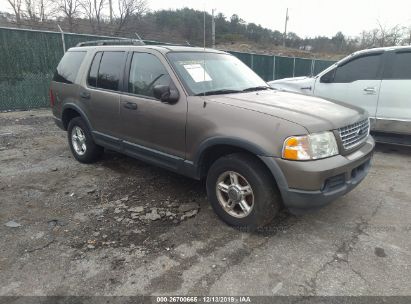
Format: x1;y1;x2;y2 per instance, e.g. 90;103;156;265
80;0;105;32
114;0;147;33
22;0;55;22
389;25;403;46
371;28;379;47
6;0;23;25
38;0;46;22
108;0;113;23
24;0;38;21
57;0;80;31
377;20;390;47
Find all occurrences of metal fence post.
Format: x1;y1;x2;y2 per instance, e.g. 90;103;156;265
272;56;276;80
311;59;315;76
250;54;254;69
292;57;296;77
57;24;66;53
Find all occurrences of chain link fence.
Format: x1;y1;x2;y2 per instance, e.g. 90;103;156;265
0;27;337;111
229;50;336;81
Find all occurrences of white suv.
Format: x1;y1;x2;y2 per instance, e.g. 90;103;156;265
269;46;411;144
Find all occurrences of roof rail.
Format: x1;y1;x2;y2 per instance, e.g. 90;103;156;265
76;39;146;47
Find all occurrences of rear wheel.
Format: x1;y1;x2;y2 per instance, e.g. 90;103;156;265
67;117;103;163
206;153;281;230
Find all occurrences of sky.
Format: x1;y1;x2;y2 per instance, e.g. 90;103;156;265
1;0;411;38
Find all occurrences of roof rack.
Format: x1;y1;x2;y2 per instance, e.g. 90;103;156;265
76;38;146;47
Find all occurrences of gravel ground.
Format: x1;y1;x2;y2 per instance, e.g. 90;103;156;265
0;109;410;296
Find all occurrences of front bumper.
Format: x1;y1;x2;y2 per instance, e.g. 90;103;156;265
260;136;375;214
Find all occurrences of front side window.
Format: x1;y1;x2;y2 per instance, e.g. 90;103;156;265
128;53;172;98
333;54;382;83
167;52;268;95
386;52;411;80
53;51;86;84
95;51;125;91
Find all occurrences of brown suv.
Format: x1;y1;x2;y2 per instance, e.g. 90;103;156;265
50;44;375;230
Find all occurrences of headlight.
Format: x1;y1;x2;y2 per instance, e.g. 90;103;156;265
282;131;338;161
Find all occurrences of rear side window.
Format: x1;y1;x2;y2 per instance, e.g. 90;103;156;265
96;51;125;91
386;52;411;79
53;51;86;84
128;53;172;98
333;54;382;83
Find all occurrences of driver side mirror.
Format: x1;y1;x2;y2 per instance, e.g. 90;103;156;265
153;85;179;104
320;68;336;83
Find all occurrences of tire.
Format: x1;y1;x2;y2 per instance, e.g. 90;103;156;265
67;117;103;163
206;153;281;231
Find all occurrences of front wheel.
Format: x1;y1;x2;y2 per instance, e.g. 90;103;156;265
67;117;103;163
206;153;281;231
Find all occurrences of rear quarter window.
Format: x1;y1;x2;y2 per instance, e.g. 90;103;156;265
53;51;86;84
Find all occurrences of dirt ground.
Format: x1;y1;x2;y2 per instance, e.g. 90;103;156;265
0;109;410;296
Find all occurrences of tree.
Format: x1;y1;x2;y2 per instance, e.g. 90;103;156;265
229;14;245;34
6;0;23;25
80;0;105;32
22;0;55;23
388;25;404;45
114;0;147;33
24;0;38;21
57;0;80;31
332;32;345;52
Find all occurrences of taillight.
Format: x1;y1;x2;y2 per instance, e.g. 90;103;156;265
49;88;55;107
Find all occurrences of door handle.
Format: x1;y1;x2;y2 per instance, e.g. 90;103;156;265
363;87;376;94
79;91;91;99
300;86;312;91
123;102;138;110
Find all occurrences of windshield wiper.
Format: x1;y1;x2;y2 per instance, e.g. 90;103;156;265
242;86;272;92
195;89;242;96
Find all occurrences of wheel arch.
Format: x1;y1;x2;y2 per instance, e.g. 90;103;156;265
194;137;286;189
61;104;92;131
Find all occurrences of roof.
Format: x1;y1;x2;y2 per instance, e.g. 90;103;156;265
334;45;411;66
69;44;227;54
353;45;411;56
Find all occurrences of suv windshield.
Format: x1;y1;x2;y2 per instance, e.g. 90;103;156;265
167;52;270;95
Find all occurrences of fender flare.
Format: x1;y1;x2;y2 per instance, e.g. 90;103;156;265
193;136;289;191
61;103;93;132
193;136;269;165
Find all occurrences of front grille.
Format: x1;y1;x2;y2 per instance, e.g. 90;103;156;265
338;119;370;150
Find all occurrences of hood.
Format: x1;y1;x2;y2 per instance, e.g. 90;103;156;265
207;90;367;133
268;77;315;94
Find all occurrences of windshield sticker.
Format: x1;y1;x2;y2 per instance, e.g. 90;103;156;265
183;64;212;83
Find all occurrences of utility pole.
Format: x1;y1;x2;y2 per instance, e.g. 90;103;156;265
283;8;289;47
212;9;216;48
